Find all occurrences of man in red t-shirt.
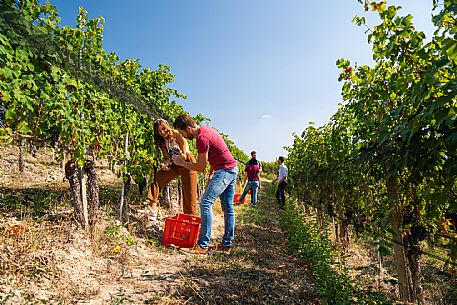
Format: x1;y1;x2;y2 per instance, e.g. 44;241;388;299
236;155;261;207
172;114;238;255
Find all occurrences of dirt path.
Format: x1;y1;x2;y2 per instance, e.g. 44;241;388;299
83;183;318;305
165;183;318;304
0;145;317;304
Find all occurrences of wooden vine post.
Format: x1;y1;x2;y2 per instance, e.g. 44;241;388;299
119;132;129;223
18;136;25;172
386;177;410;302
79;165;89;229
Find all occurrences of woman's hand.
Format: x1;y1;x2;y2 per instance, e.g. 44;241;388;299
172;154;185;166
161;160;172;171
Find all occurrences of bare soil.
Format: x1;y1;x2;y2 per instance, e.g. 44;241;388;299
0;144;318;304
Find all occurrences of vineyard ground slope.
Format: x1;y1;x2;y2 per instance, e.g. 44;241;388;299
0;144;318;304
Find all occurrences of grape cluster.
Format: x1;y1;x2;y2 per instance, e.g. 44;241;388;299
410;225;427;243
445;212;457;229
50;129;59;147
0;105;6;127
168;146;180;161
137;176;147;196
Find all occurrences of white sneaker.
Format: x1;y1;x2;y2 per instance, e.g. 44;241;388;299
137;208;157;221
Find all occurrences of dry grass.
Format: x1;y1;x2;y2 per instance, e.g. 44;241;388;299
1;144;456;304
0;144;320;304
327;220;457;304
168;186;319;305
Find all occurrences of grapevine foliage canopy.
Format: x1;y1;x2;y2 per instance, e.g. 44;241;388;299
286;1;457;260
0;0;247;177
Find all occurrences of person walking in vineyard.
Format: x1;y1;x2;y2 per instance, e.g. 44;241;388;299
247;151;262;173
272;156;287;210
235;151;261;207
147;119;198;217
172;114;238;255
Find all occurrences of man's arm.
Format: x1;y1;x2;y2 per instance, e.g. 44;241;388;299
256;166;261;188
278;167;287;184
272;167;280;183
172;152;208;172
174;131;189;159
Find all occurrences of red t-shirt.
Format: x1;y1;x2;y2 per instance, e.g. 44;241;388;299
245;164;260;181
196;126;237;171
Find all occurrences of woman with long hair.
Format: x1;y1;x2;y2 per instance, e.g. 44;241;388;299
148;118;198;215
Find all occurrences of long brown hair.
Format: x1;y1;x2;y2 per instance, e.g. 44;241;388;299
153;119;173;147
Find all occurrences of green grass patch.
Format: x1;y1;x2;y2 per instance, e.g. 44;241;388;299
282;199;391;305
237;203;271;226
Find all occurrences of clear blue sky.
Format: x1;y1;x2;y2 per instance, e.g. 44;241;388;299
48;0;435;161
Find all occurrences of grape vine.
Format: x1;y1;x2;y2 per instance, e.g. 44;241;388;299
286;1;456;303
0;1;248;227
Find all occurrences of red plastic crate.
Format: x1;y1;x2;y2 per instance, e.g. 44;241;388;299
234;193;246;204
162;213;201;248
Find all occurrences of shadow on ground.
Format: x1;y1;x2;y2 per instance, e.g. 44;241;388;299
0;184;125;218
170;183;319;305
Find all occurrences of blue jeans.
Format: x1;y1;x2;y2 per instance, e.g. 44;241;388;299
198;166;238;249
239;180;259;206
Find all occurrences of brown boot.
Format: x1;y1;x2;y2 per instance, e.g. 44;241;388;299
215;243;232;254
180;244;209;255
